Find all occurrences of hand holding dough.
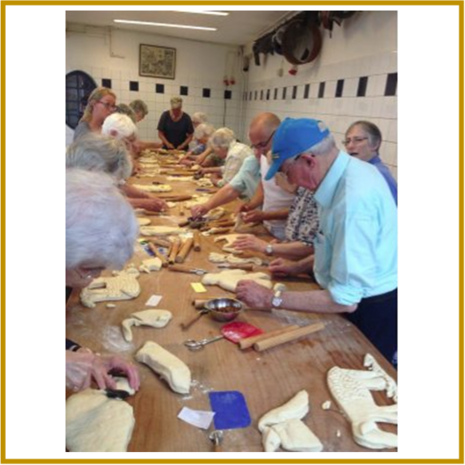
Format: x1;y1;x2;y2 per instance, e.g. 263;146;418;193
135;341;191;394
122;309;173;342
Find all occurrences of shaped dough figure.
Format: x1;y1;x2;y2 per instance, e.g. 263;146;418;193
214;234;244;253
327;361;398;449
269;419;323;452
201;269;272;292
135;341;191;394
132;184;172;193
137;218;151;226
122;309;173;342
66;388;135;452
139;257;162;273
80;270;141;308
258;390;309;432
140;226;185;237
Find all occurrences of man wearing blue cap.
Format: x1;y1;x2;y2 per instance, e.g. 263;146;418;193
236;118;397;366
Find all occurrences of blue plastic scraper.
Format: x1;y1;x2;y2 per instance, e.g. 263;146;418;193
208;391;252;430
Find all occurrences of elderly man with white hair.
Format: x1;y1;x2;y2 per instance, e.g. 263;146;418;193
236;118;398;366
66;168;140;391
66;133;167;212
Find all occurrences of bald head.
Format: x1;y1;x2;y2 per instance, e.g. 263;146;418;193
250;112;281;133
248;113;281;157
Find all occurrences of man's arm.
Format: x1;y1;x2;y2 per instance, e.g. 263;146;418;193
191;184;240;217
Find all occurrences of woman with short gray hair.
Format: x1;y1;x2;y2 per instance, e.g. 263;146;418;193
66;168;140;392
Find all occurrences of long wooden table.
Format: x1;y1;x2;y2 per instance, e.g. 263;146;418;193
66;156;397;452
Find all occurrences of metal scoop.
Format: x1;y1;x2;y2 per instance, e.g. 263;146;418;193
183;335;225;351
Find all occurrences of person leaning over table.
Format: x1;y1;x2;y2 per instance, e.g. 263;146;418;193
73;87;117;141
236;118;398;366
66;168;140;392
157;96;194;150
234;112;295;241
197;127;253;187
180;123;216;166
66;132;167;212
344;120;397;205
129;99;163;153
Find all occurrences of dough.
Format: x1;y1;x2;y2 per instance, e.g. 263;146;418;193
258;390;309;432
262;426;281;452
327;359;398;449
135;341;191;394
122;309;173;342
201;269;272;292
132;184;172;193
140;225;185;236
195;177;214;188
139;257;162;273
80;270;141;308
364;353;398;402
166;176;193;181
66;388;135;452
208;252;263;266
205;206;224;221
208;252;228;263
213;234;244;253
270;419;323;452
137;218;151;226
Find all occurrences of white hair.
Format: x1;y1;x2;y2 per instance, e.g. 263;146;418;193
102;113;138;139
210;127;236;150
194;123;215;140
66;133;133;180
192;112;208;124
66;169;138;270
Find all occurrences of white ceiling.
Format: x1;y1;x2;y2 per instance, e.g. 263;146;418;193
66;10;296;46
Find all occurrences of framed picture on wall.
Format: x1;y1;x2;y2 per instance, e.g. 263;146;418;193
139;44;176;80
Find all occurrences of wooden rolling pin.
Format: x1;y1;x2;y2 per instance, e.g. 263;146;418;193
176;237;194;263
168;238;181;264
147;242;168;267
253;322;325;352
193;231;201;251
156;194;193;202
239;325;300;350
150;238;171;248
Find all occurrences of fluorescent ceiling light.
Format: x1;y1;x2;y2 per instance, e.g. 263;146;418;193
114;19;217;31
172;10;229;16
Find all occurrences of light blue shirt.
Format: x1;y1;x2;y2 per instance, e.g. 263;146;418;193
228;155;260;200
313;151;397;306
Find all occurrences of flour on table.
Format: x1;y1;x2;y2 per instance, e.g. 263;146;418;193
140;225;185;236
66;388;135;452
122;309;173;342
201;269;272;292
80;270;141;308
139;257;162;273
135;341;191;394
132;184;172;193
327;355;398;449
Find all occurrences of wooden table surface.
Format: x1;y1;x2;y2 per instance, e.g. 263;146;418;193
66;155;397;453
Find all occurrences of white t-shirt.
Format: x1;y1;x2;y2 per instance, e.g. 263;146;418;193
261;155;296;240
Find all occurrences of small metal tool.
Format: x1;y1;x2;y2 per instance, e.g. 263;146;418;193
209;430;224;452
183;335;225;351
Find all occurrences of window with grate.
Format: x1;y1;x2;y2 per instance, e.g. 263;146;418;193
66;70;97;129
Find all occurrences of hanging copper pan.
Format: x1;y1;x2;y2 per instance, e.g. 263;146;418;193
281;18;322;65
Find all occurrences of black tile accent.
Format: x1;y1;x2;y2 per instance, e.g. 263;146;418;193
336;79;344;98
357;76;368;97
274;88;278;100
304;83;310;99
318;82;325;98
254;90;258;100
385;72;397;96
266;89;270;100
292;85;298;99
156;83;165;94
249;91;252;101
180;86;188;96
129;81;139;92
260;89;264;100
203;88;211;98
224;90;232;100
282;87;287;100
102;78;112;88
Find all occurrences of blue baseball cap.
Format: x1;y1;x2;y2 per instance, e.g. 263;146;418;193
265;118;330;180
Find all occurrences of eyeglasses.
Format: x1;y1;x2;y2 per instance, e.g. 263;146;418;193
342;137;368;146
251;131;275;150
97;100;117;111
282;154;301;176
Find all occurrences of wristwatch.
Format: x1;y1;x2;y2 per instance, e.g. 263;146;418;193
265;243;274;256
271;290;283;309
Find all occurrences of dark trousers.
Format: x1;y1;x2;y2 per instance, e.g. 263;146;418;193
345;289;397;367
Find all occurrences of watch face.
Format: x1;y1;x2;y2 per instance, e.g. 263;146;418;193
272;297;283;308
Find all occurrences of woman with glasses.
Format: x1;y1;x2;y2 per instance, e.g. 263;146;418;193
73;87;117;142
344;121;397;204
